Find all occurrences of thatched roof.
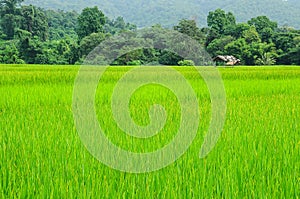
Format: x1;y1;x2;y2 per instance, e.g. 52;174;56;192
213;55;240;64
213;55;241;62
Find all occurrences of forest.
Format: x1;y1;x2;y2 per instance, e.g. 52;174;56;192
0;0;300;65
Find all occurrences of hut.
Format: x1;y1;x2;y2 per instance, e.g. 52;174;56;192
213;55;240;66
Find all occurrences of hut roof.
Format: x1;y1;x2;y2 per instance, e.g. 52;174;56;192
213;55;240;62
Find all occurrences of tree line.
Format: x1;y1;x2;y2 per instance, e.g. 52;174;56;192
0;0;136;65
0;0;300;65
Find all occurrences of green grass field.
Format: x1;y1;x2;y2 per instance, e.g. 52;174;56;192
1;65;299;198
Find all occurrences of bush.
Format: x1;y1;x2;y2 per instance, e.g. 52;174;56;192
178;60;195;66
159;51;182;65
126;60;141;66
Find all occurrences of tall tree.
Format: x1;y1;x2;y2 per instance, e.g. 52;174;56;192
19;5;49;41
174;19;205;44
17;30;43;64
0;0;23;39
248;16;278;42
207;9;236;35
76;6;105;40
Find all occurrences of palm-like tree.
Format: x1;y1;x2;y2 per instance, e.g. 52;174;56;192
255;52;276;65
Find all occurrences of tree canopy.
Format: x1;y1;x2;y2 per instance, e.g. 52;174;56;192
76;6;105;40
0;6;300;66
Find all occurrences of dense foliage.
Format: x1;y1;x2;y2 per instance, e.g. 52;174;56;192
0;2;137;65
0;2;300;65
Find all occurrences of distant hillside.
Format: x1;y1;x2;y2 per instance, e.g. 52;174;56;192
23;0;300;28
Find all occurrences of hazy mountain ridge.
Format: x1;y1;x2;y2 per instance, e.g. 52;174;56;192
23;0;300;28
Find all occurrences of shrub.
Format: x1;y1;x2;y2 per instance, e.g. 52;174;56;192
178;60;195;66
127;60;142;66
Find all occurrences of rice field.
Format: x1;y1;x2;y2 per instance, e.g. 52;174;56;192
0;65;299;198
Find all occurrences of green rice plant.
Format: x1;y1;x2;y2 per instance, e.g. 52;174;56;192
0;65;299;198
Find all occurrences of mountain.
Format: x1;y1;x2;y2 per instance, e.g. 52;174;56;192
23;0;300;29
